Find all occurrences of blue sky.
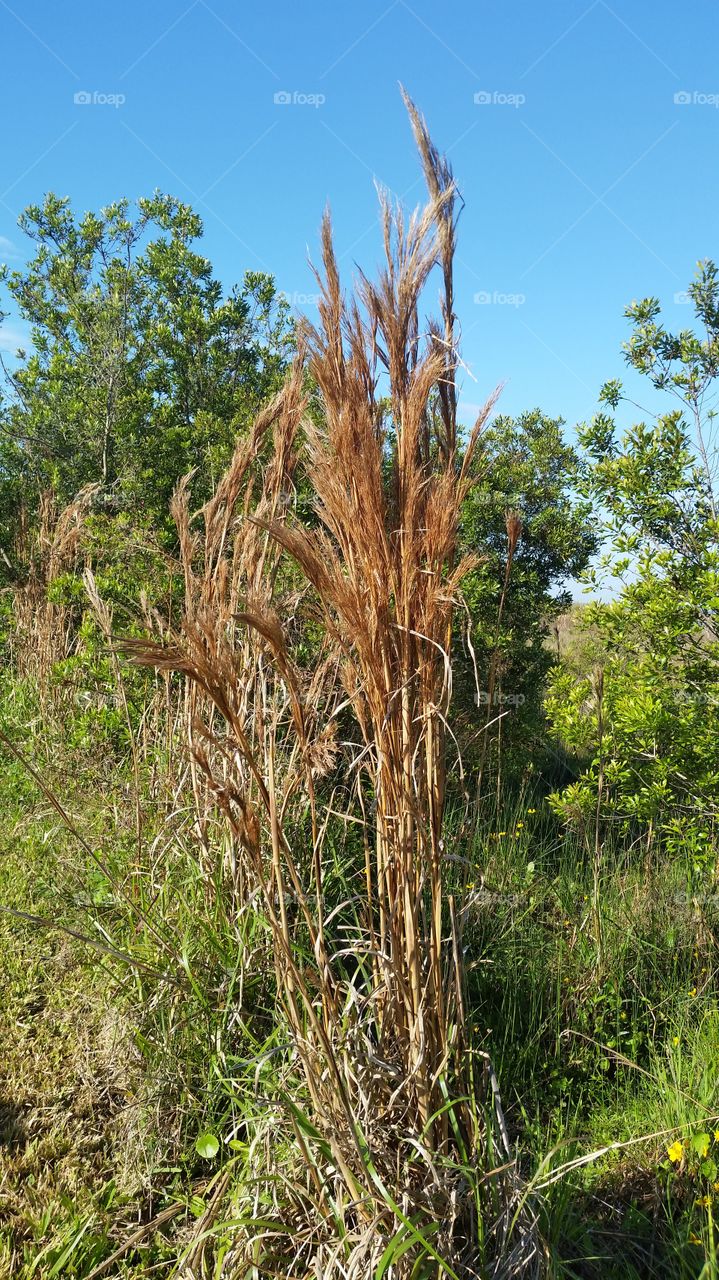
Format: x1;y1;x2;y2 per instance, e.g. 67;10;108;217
0;0;717;437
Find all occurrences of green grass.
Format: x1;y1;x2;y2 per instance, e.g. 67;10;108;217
3;705;719;1276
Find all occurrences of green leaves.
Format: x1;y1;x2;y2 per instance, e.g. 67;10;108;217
457;408;595;781
195;1132;219;1160
692;1133;712;1159
598;379;622;410
0;192;292;567
547;263;719;858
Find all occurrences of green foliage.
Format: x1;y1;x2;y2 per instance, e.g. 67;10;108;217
195;1132;220;1160
0;192;293;563
3;170;719;1275
547;261;719;860
457;409;596;784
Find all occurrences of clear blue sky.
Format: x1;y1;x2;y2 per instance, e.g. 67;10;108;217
0;0;717;435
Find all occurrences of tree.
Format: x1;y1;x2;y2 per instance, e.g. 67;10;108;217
546;261;719;869
0;193;292;567
456;408;596;793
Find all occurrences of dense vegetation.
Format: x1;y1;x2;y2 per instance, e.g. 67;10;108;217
1;98;719;1278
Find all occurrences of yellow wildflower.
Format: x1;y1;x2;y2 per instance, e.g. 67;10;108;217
667;1140;684;1163
672;1036;680;1046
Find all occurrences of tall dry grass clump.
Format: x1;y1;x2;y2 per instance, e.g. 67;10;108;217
128;94;539;1278
10;486;97;685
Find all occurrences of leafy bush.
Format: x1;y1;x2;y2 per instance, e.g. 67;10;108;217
547;261;719;868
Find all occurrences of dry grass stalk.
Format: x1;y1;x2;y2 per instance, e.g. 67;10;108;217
127;97;539;1277
10;486;98;685
477;509;523;803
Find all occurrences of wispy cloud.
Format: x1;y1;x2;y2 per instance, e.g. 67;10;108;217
0;234;22;262
0;322;29;354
